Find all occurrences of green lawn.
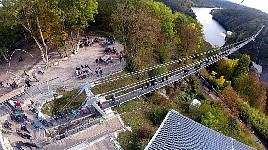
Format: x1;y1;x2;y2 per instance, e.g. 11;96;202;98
42;89;86;116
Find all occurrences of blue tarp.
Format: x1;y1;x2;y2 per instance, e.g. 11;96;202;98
71;110;77;116
33;123;39;128
16;107;22;111
37;116;43;121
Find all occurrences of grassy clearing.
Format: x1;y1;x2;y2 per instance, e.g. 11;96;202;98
92;71;140;95
42;89;86;116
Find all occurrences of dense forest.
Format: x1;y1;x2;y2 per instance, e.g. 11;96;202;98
95;0;209;70
155;0;240;19
94;0;268;149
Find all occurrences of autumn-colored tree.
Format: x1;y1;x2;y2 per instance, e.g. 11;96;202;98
174;12;203;55
0;0;98;66
112;0;163;70
216;76;225;86
232;54;251;84
215;58;239;80
234;72;267;111
222;86;241;116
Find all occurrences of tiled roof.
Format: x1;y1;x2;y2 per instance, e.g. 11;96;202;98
145;110;255;150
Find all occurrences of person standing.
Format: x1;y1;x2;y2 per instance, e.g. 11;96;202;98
25;78;31;87
99;67;103;77
119;54;123;63
0;81;3;88
32;72;39;82
111;93;116;104
115;99;120;107
95;68;99;77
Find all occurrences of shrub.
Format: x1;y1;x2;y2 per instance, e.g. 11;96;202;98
240;102;268;142
148;108;168;125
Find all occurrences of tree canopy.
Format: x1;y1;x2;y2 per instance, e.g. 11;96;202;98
104;0;205;70
0;0;98;65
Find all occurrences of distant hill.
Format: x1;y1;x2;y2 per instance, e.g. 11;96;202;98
211;7;268;65
157;0;268;66
155;0;239;18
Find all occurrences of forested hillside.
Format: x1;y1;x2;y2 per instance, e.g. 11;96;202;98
95;0;209;70
156;0;268;65
1;0;266;149
155;0;238;19
211;8;268;65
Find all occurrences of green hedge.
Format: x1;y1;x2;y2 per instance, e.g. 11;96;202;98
240;102;268;142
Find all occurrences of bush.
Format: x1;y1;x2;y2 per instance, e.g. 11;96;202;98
150;66;168;77
189;75;199;93
148;108;168;125
240;102;268;142
135;122;155;140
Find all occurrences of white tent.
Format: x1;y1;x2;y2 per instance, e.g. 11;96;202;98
191;99;201;107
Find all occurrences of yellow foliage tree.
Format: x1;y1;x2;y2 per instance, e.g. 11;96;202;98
216;76;225;86
211;71;217;76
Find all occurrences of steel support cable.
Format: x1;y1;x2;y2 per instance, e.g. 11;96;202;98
105;52;233;105
106;56;224;106
93;51;216;85
103;46;235;98
93;40;245;86
100;55;216;97
100;62;198;97
98;38;254;97
60;91;82;111
102;38;256;104
97;35;255;86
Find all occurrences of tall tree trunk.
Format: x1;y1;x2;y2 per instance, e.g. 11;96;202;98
36;16;49;66
32;36;46;63
15;10;47;66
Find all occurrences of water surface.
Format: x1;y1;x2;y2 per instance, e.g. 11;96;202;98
192;7;226;47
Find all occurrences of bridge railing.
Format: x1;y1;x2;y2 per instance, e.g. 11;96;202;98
101;36;257;108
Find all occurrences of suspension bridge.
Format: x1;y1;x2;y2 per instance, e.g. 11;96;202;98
0;25;264;147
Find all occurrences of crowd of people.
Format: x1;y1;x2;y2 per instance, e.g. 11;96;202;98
0;101;41;149
101;36;115;47
75;65;105;79
47;106;99;139
79;37;101;48
95;48;124;65
0;68;43;91
75;65;93;79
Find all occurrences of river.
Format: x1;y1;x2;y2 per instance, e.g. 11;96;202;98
192;7;263;73
192;7;226;47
